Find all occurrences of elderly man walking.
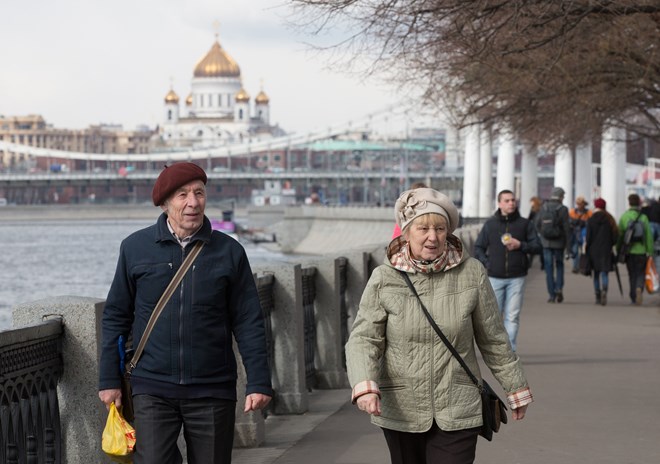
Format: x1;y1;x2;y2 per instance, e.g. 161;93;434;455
99;162;272;464
475;190;542;351
535;187;571;303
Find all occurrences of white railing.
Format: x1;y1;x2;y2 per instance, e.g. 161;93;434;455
0;106;405;162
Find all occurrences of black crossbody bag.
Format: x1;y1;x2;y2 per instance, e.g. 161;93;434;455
399;271;508;441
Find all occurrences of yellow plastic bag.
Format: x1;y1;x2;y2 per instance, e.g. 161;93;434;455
102;403;136;463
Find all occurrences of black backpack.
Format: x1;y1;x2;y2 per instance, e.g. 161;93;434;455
623;212;645;246
618;212;646;263
539;203;563;239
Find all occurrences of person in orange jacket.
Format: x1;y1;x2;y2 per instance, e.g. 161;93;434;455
568;196;593;273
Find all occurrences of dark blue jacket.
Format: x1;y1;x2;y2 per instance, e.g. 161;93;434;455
474;209;542;278
99;213;273;398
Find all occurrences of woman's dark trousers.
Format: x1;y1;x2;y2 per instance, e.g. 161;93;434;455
382;423;480;464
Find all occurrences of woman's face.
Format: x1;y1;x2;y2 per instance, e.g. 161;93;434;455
404;214;448;261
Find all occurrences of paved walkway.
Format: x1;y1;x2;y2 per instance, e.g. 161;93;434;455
233;265;660;464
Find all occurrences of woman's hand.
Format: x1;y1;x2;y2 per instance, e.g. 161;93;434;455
356;393;381;416
511;404;528;420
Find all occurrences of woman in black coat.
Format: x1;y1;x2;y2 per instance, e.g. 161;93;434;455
585;198;619;305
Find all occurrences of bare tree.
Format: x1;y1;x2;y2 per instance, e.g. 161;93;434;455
289;0;660;147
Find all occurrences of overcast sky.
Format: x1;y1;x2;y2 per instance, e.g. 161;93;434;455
0;0;434;135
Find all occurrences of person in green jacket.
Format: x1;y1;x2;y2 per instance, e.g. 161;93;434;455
617;193;654;305
346;187;533;464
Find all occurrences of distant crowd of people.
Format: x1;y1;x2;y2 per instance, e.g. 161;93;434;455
525;188;657;307
472;186;659;358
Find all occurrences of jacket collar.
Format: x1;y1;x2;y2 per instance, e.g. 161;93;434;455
154;212;212;244
495;208;520;222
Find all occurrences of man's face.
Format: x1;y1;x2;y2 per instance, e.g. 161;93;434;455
161;180;206;237
498;193;516;215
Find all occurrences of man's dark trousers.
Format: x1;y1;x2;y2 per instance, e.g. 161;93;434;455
133;394;235;464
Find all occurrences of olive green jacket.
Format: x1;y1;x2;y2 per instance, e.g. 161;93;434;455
345;248;529;433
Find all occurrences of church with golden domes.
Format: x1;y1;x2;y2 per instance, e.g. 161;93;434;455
159;34;283;148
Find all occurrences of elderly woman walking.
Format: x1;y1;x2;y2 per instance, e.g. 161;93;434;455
346;188;533;464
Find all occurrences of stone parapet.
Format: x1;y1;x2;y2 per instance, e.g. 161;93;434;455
13;296;107;464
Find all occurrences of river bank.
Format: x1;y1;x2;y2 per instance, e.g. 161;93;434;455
0;203;251;222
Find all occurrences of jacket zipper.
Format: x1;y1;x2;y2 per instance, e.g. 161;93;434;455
504;222;509;277
179;247;185;384
428;273;436;419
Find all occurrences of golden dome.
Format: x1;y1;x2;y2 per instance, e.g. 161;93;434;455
235;87;250;103
185;93;193;106
255;90;269;104
194;40;240;78
164;89;179;104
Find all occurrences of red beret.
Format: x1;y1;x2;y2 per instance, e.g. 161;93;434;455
152;162;207;206
594;198;606;209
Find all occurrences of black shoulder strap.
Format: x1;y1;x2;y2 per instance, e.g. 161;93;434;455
399;270;482;391
127;240;205;374
629;211;642;228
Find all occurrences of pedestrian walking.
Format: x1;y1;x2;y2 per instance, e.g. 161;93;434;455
474;190;542;351
642;197;660;241
535;187;571;303
585;198;618;305
617;193;654;305
98;162;273;464
347;187;533;464
568;196;592;273
528;196;543;270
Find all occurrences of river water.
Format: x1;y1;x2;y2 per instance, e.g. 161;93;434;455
0;218;287;331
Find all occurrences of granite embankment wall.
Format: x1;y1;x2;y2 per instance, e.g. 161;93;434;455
266;206;395;255
0;203;478;256
266;206;481;255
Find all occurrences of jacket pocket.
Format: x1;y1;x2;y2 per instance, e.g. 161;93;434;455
189;304;230;378
379;378;416;423
449;370;482;419
133;262;173;306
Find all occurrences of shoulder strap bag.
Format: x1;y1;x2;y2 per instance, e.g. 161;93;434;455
618;211;643;263
399;271;508;441
120;240;205;422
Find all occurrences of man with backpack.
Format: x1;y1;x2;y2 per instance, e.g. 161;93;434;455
617;193;654;305
536;187;571;303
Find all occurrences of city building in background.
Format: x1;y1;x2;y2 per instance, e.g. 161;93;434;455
0;115;154;171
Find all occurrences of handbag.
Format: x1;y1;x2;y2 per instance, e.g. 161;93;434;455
399;271;508;441
120;240;205;422
578;253;592;276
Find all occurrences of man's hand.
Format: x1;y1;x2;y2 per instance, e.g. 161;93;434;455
99;388;122;410
244;393;271;412
505;237;521;251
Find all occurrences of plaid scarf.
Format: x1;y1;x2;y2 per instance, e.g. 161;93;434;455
388;235;464;274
